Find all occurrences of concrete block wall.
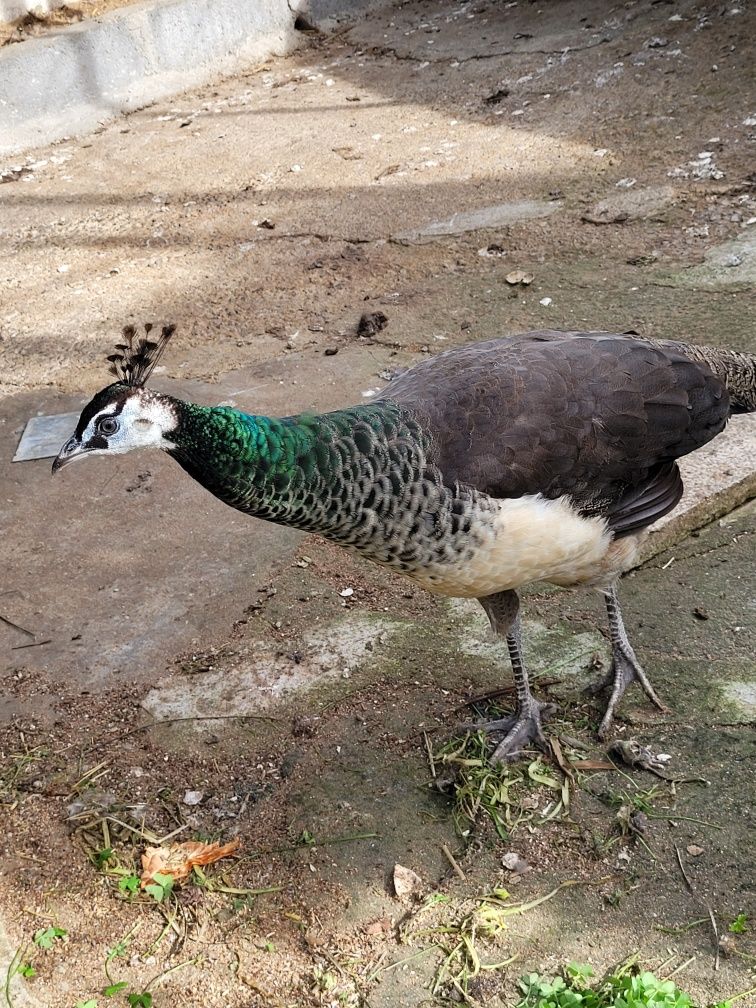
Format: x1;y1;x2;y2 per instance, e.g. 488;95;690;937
0;0;386;156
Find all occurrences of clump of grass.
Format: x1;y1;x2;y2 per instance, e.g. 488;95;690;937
433;731;569;840
515;959;754;1008
400;882;584;1003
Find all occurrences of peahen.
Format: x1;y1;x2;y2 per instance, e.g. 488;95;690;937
53;326;756;760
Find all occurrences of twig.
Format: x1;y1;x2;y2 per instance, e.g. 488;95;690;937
707;904;720;972
665;955;696;979
655;917;708;935
367;947;435;982
647;813;723;829
212;884;282;897
0;615;34;638
423;731;436;779
549;736;573;780
675;846;720;970
3;945;23;1008
144;955;198;992
441;844;466;881
452;676;563;713
674;846;693;889
155;823;189;845
318;683;372;712
11;639;51;650
726;984;756;1004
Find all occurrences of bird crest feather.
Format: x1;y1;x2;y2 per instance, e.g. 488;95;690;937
106;323;176;387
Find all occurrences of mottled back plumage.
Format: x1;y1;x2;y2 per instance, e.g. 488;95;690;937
383;330;732;535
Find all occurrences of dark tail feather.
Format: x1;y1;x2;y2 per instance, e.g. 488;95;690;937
646;337;756;413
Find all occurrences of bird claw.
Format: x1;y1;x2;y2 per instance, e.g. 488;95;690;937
597;649;668;739
465;701;555;763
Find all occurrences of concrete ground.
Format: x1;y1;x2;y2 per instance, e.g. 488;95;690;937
1;1;755;1005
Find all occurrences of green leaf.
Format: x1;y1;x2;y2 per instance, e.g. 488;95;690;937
103;981;129;997
527;760;561;789
145;871;174;903
94;847;114;868
33;926;67;949
567;962;595;979
728;913;748;934
127;994;153;1008
106;940;129;964
14;962;36;978
76;1001;98;1008
118;875;140;895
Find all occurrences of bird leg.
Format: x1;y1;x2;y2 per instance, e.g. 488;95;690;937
471;591;554;763
595;583;668;739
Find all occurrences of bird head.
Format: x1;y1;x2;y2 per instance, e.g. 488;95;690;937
52;323;178;474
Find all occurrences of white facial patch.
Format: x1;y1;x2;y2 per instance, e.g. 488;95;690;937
84;393;178;456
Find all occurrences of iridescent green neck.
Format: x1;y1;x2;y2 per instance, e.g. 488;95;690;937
164;395;495;579
167;398;406;531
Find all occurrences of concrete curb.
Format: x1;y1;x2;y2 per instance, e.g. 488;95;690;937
0;0;382;156
642;412;756;564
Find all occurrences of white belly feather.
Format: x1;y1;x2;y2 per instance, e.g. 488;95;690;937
408;494;639;598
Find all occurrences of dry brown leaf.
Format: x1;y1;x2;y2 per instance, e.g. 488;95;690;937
549;736;573;779
140;838;241;886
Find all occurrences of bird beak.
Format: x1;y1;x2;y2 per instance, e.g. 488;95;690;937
52;434;85;474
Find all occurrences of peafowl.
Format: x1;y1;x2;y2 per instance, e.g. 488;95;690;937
53;326;756;761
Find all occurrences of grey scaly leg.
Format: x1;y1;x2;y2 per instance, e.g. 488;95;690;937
473;590;554;763
596;582;668;739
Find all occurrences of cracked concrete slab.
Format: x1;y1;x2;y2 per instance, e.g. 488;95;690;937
393;199;562;242
11;410;80;461
666;228;756;290
582;184;677;225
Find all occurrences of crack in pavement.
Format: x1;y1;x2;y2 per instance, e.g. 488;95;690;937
361;35;615;65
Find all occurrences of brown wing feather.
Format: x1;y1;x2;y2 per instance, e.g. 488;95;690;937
383;331;729;534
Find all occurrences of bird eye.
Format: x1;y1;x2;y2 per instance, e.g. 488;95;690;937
98;416;119;435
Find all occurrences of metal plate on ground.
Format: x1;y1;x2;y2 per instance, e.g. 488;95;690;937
12;412;80;462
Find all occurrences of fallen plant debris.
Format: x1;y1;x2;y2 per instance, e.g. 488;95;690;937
505;269;535;286
433;731;570;840
140;838;241;887
400;881;589;1002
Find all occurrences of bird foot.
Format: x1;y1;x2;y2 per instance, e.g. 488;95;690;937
595;648;668;740
465;700;555;763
